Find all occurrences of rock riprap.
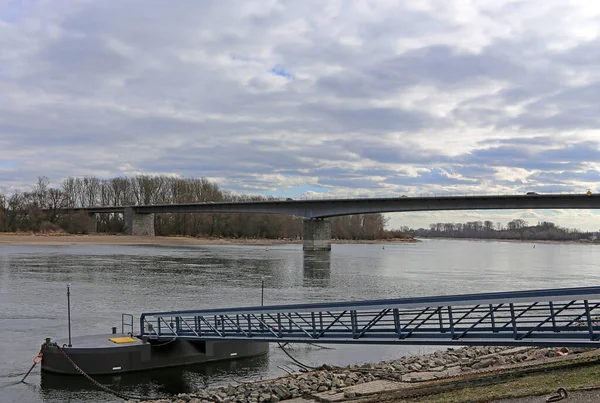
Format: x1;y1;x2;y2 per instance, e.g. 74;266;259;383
131;345;592;403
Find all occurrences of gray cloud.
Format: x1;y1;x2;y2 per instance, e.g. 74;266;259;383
319;45;524;100
458;141;600;172
2;0;600;233
300;104;437;133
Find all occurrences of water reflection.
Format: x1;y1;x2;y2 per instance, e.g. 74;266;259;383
39;354;269;401
303;251;331;287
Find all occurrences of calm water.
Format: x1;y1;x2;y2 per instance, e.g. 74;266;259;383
2;239;600;402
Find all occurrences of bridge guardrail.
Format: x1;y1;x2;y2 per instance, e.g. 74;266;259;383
44;190;595;211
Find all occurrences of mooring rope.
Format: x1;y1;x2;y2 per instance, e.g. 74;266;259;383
20;345;46;383
54;344;148;401
546;387;568;402
277;342;319;370
307;342;335;350
150;336;178;347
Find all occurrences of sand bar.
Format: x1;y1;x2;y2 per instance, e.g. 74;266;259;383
0;233;417;246
0;234;302;246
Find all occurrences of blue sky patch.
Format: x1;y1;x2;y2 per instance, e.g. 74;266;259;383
0;161;15;168
271;65;293;79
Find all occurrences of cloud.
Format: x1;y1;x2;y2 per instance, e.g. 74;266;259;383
2;0;600;229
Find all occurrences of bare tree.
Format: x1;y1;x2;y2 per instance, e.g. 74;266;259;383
32;176;50;209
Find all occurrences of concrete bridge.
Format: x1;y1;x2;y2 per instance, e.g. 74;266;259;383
61;193;599;251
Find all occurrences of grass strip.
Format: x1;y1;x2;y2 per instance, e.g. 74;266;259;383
402;364;600;402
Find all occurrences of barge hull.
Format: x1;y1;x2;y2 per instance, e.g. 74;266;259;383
41;334;269;375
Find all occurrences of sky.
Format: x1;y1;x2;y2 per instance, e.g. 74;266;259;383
1;0;600;230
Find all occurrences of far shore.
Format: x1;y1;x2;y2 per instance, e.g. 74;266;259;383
421;236;600;245
3;233;597;247
0;233;419;246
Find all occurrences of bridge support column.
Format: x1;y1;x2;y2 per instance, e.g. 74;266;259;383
303;218;331;251
124;207;155;236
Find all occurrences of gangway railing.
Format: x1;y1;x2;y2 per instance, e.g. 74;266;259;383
140;286;600;347
121;313;134;335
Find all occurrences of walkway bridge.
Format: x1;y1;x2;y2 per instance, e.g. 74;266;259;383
140;286;600;348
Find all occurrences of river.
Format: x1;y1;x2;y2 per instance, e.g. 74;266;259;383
1;239;600;402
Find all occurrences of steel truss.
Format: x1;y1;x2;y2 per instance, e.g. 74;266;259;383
140;286;600;347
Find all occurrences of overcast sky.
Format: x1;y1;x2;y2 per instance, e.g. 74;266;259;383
1;0;600;230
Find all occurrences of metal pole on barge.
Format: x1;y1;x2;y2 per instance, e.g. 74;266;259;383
261;277;264;307
67;283;72;347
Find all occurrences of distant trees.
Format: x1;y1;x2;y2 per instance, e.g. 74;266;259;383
414;219;592;241
331;214;389;240
0;175;394;239
506;219;527;231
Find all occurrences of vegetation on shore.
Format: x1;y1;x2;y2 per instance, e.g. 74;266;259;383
413;219;597;242
0;175;413;241
399;363;600;403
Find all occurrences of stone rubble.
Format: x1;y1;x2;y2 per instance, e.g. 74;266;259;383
131;345;593;403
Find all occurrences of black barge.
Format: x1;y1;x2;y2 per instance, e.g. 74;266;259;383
42;334;269;375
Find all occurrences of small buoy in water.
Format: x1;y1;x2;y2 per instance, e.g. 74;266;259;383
265;247;269;251
382;246;385;249
533;245;535;248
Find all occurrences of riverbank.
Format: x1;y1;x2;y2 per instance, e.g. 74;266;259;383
420;236;600;245
0;233;418;246
129;345;600;403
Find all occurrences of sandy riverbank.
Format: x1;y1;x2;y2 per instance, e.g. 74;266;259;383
0;233;418;246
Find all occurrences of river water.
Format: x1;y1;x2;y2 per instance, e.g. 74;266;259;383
1;239;600;402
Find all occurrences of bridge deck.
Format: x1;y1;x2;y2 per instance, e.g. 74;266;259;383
140;286;600;347
48;193;600;218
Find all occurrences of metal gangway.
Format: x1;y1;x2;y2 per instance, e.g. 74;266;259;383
140;286;600;347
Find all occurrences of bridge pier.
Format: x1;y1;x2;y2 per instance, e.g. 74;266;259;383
302;218;331;251
124;207;155;236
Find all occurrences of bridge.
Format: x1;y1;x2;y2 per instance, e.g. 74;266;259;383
57;193;599;251
140;286;600;348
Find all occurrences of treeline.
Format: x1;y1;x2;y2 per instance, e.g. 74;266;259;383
0;175;401;240
414;220;595;241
